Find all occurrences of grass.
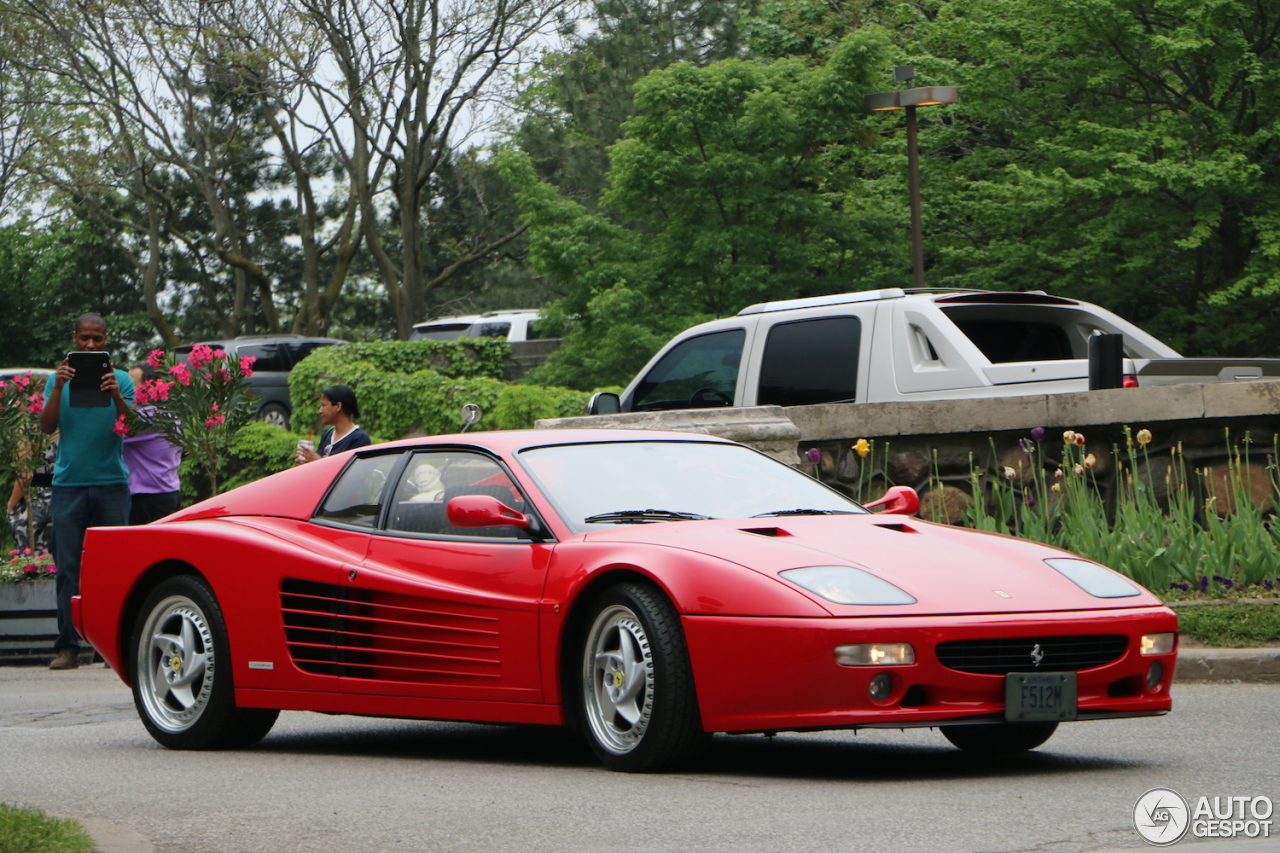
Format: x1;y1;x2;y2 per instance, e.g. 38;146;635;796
0;804;96;853
1172;603;1280;648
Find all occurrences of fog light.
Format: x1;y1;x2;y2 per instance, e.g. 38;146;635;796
1140;633;1175;655
1146;661;1164;690
869;672;894;703
835;643;916;666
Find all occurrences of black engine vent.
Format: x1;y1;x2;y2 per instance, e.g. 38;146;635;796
935;634;1128;674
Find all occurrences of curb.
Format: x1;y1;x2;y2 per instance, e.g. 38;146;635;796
1174;647;1280;683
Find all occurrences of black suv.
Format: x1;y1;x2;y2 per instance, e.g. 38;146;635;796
171;335;346;427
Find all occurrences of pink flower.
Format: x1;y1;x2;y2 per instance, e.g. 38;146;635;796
211;403;219;412
217;367;230;380
206;414;225;427
152;381;172;401
13;373;29;388
239;355;255;376
27;394;43;415
135;383;152;405
147;349;166;368
113;414;130;436
0;380;7;390
188;344;216;369
170;363;192;386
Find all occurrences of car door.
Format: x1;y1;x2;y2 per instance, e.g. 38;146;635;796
350;449;551;703
265;451;403;692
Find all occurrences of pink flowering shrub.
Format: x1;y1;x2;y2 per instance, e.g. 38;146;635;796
0;548;56;583
130;350;257;495
0;372;53;517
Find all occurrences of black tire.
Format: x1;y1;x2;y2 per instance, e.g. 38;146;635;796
940;721;1058;753
576;582;710;772
257;402;289;428
130;575;278;750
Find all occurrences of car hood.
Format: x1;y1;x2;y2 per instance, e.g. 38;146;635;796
581;514;1164;616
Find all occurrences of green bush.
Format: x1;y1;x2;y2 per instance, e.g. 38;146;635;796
179;421;309;504
288;339;591;439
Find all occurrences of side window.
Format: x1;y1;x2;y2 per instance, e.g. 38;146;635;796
470;322;511;339
284;341;334;366
237;343;289;372
314;453;401;528
758;316;860;407
630;329;745;412
386;451;525;538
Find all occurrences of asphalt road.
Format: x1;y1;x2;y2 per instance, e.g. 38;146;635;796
0;666;1276;853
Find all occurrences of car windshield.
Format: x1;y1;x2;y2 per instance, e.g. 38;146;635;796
518;441;866;533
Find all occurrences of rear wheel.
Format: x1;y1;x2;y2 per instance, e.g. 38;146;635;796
940;721;1058;753
131;575;278;750
577;582;709;772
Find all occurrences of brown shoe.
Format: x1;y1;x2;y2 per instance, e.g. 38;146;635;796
49;649;80;670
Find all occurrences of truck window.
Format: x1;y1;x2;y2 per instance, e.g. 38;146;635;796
758;317;860;406
631;329;745;411
949;319;1072;363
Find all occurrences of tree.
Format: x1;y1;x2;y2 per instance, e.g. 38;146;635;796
510;28;898;388
291;0;572;338
518;0;755;208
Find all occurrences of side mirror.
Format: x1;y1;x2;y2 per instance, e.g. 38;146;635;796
588;392;621;415
459;403;482;432
447;494;531;529
863;486;920;517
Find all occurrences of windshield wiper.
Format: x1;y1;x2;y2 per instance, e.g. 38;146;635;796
584;509;713;524
751;508;858;518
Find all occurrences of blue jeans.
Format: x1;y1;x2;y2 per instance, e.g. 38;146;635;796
50;484;131;652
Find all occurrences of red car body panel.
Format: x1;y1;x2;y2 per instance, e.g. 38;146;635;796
75;429;1178;738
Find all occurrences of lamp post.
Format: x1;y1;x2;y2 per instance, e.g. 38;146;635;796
865;66;958;289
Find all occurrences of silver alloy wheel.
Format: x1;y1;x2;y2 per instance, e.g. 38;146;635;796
136;594;217;733
583;604;655;755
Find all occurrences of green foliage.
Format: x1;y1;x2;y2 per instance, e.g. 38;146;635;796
0;220;153;367
0;803;96;853
1175;605;1280;647
288;339;591;439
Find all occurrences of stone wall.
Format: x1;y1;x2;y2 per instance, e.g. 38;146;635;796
538;380;1280;523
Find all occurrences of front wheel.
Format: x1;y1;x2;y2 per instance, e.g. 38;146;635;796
257;403;289;428
940;721;1058;753
577;582;709;772
131;575;278;750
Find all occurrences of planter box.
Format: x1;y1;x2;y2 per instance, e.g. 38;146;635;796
0;581;58;653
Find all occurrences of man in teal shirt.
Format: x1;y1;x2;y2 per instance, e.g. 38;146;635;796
40;313;135;670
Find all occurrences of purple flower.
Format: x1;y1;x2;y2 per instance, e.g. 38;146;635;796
805;447;822;464
1030;427;1045;441
1200;576;1209;593
1169;582;1189;591
1024;496;1036;508
1264;579;1274;590
1211;575;1233;588
1019;438;1035;453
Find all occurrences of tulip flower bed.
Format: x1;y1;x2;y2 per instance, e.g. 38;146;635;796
837;428;1280;605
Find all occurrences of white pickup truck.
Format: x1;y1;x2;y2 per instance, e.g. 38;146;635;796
590;288;1280;414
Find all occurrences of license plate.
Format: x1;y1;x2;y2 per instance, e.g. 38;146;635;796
1004;672;1078;722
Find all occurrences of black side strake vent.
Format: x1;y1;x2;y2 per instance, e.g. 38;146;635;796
280;578;502;683
871;523;917;533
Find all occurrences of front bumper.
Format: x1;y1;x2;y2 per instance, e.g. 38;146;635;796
682;606;1176;733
